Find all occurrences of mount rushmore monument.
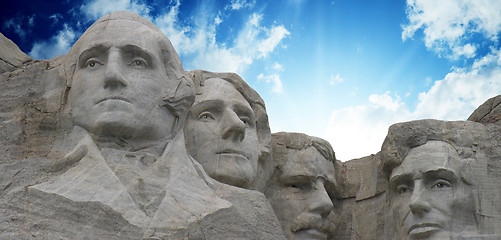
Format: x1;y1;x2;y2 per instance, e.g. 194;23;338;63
0;11;500;239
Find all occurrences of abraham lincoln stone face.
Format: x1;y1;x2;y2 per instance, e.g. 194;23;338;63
389;141;475;240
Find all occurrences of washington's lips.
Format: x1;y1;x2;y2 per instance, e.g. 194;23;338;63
97;96;131;104
216;149;248;159
407;223;442;236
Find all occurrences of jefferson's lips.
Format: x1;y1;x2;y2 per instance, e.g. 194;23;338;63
97;96;131;104
408;223;442;236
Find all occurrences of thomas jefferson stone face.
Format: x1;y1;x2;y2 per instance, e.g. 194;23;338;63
267;147;335;240
184;78;259;188
389;141;474;240
68;20;176;141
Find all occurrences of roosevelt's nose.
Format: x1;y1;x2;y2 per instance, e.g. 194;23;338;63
221;110;246;142
104;51;127;89
408;181;431;216
307;179;334;217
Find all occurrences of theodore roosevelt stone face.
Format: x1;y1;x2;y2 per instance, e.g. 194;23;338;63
266;139;336;240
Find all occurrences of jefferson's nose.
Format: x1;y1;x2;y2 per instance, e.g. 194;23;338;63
408;181;431;215
221;110;246;142
104;51;127;89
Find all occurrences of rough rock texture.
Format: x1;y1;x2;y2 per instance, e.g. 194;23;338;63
0;32;33;74
468;95;501;124
0;12;285;240
332;154;387;240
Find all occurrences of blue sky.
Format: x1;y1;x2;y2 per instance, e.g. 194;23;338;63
2;0;500;160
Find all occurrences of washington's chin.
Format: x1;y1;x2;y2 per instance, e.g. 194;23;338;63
89;112;155;138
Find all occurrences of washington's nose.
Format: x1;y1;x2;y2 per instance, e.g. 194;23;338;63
221;110;246;142
104;52;127;89
408;182;431;215
307;180;334;217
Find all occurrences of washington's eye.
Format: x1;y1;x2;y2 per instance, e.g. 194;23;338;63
131;58;148;68
85;59;101;68
197;112;215;121
431;179;451;189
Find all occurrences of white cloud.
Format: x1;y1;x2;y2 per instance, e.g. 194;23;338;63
325;92;411;161
214;15;222;25
80;0;151;20
257;25;290;58
3;18;27;39
161;10;289;73
329;74;345;85
29;24;76;59
325;51;501;161
402;0;501;59
226;0;255;10
49;14;63;26
273;62;284;71
258;73;283;93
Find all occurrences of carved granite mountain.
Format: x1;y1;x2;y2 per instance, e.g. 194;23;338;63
0;12;284;240
1;11;500;240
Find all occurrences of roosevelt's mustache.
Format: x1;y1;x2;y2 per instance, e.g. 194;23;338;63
290;213;336;234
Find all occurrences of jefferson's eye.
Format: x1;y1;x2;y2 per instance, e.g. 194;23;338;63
197;112;215;121
431;180;451;189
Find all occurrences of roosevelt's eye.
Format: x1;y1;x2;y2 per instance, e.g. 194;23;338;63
431;179;451;189
286;179;313;191
396;185;412;195
197;112;215;121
